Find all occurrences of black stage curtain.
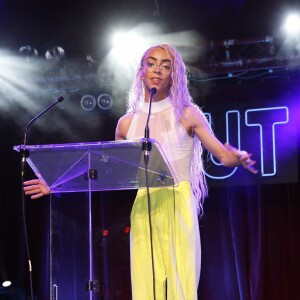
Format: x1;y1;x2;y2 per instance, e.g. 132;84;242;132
199;183;300;300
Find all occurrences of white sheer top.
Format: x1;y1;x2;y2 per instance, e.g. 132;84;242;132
126;97;193;182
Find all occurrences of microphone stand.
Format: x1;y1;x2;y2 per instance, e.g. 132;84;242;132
142;88;156;165
19;96;64;300
142;87;157;300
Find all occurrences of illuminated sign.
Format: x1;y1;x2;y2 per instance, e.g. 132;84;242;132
245;106;289;176
203;102;298;186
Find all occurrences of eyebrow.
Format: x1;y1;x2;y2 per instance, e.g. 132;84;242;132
146;56;172;63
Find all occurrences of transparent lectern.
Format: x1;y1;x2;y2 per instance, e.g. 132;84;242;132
14;139;177;300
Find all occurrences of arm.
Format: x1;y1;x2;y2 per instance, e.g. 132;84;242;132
23;179;50;199
115;113;134;141
183;106;258;174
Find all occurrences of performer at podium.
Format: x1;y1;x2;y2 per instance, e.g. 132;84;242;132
24;43;257;300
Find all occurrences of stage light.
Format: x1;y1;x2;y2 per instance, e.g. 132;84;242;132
112;32;128;48
45;45;65;60
97;94;113;110
18;45;38;57
85;54;97;70
1;270;11;287
110;30;147;67
102;229;109;237
2;281;11;288
112;31;143;50
80;95;97;111
282;13;300;36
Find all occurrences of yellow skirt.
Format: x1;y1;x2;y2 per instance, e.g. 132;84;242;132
130;182;201;300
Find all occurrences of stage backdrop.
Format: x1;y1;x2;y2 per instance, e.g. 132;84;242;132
1;76;299;300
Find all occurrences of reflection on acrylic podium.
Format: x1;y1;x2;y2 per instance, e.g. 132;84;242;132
14;139;176;300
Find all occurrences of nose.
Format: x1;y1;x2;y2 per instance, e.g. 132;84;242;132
153;64;162;74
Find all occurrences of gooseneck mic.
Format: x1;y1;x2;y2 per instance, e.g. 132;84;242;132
23;96;64;147
142;87;156;165
20;95;64;300
142;87;157;300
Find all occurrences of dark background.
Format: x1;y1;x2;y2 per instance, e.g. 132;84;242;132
0;0;299;299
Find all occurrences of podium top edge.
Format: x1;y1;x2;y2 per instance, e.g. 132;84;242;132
13;138;159;152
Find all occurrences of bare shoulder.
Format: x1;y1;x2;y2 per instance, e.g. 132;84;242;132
182;105;207;128
118;112;134;123
115;112;134;140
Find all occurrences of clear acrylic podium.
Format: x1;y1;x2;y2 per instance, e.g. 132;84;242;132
14;139;177;300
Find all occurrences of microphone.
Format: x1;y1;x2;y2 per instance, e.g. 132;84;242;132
23;96;64;147
142;87;156;165
18;97;63;300
150;87;157;94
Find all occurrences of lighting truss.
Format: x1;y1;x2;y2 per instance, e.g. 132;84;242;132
192;36;300;77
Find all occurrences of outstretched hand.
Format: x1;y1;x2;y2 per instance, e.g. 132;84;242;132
23;179;50;199
224;143;258;174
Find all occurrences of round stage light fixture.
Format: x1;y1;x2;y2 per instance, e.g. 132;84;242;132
80;95;97;111
2;280;11;287
283;13;300;36
45;45;65;60
97;94;113;110
18;45;38;57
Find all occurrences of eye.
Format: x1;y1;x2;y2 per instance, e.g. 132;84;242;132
161;64;171;71
146;61;155;67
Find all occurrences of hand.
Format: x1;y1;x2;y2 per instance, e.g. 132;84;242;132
224;143;258;174
23;179;50;199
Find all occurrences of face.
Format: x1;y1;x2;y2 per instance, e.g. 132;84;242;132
141;47;173;102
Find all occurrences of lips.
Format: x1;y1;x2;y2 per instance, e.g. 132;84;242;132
151;77;162;83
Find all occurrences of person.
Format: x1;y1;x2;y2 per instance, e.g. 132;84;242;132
24;43;257;300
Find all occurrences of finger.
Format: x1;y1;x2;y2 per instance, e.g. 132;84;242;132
23;179;39;186
24;184;40;192
242;159;255;168
249;159;256;166
247;165;259;174
24;185;36;191
24;185;41;194
25;189;40;196
241;155;256;166
30;193;43;200
243;160;258;173
239;151;250;159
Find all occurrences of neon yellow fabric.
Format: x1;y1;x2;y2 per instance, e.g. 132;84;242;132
130;182;201;300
